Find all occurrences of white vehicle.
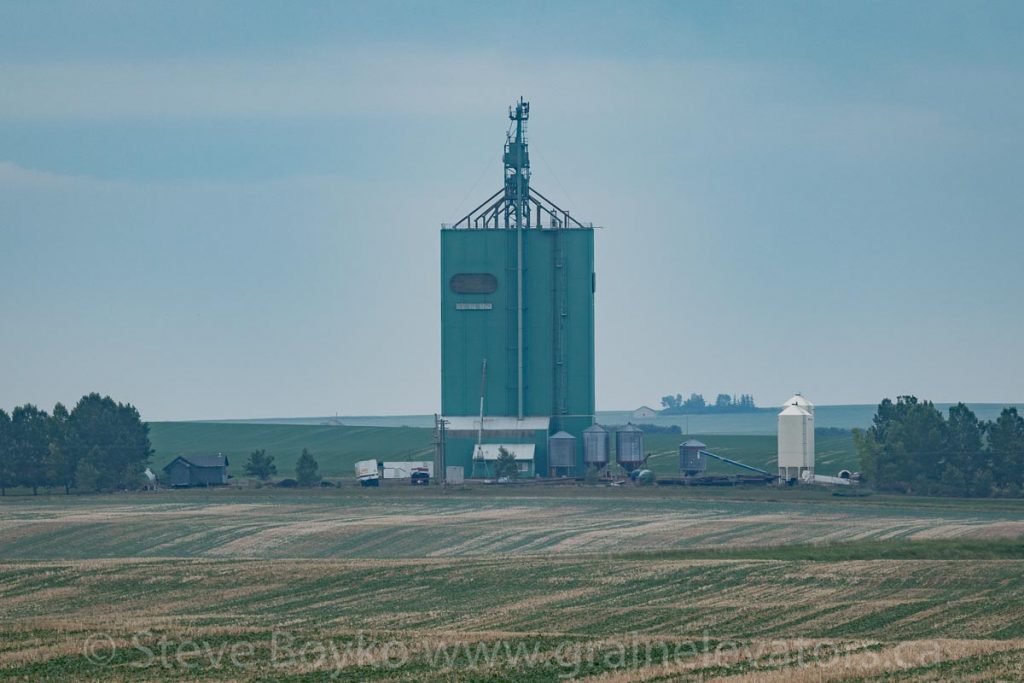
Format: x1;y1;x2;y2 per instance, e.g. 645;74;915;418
355;459;380;487
381;461;434;479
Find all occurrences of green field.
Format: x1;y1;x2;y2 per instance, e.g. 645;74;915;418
149;422;436;478
148;422;857;480
2;488;1024;680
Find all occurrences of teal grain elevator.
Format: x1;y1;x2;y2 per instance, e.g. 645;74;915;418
440;99;596;479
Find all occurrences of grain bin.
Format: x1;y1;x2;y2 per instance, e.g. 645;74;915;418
679;439;707;475
548;431;577;472
616;423;645;471
778;403;814;482
583;423;610;467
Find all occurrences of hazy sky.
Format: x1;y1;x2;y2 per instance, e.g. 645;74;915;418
2;1;1022;420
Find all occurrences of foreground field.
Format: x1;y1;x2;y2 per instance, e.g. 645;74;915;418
1;488;1021;560
1;489;1023;681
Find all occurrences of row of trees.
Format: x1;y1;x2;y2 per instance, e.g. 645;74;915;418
660;393;758;414
244;448;321;486
0;394;152;495
855;397;1024;497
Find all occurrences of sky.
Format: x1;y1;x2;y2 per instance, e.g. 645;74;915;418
1;0;1022;421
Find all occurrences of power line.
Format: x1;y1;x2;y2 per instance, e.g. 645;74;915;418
535;147;578;215
449;151;499;223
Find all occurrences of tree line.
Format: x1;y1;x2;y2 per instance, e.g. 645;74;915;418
0;393;152;495
660;393;759;414
854;396;1024;497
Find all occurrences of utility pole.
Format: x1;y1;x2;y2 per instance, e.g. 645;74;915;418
471;358;487;479
433;414;448;487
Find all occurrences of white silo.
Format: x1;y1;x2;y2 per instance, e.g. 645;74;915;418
778;402;814;482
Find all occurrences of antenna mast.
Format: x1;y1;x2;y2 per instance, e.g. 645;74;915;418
507;98;530;420
504;98;531;228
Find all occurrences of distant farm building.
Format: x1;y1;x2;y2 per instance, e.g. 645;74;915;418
442;417;546;478
163;455;230;487
632;406;659;420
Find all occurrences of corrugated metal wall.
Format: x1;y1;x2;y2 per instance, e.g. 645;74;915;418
441;227;595;475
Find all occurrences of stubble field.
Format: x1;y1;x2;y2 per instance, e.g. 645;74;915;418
1;487;1023;681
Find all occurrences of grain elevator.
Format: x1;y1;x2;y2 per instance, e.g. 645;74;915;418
440;99;596;478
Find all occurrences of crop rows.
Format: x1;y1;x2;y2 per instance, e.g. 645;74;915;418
2;490;1023;680
2;490;1022;561
1;556;1023;680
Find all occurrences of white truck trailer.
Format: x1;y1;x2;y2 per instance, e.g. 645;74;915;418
355;459;380;487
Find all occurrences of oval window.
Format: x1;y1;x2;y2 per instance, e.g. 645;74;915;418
450;273;498;294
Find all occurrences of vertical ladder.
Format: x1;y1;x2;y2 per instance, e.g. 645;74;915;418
553;229;568;418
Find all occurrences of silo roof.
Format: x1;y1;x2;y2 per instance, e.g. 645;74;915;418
779;404;811;417
680;439;707;448
583;423;608;433
549;430;575;440
784;394;814;409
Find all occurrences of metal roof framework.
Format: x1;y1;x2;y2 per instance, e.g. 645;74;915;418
449;186;590;230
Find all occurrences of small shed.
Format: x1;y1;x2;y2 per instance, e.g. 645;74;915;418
446;466;465;484
162;455;230;487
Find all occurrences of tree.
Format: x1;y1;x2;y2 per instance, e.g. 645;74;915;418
11;404;52;495
74;451;103;493
683;393;706;411
855;396;1016;497
856;396;947;493
942;403;983;494
939;463;968;496
969;468;995;498
852;427;879;486
494;446;519;480
68;394;152;491
295;449;319;486
244;449;277;481
48;402;76;494
715;394;732;409
0;410;10;496
660;394;682;411
988;407;1024;491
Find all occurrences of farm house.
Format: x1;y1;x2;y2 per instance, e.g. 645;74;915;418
162;455;229;487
